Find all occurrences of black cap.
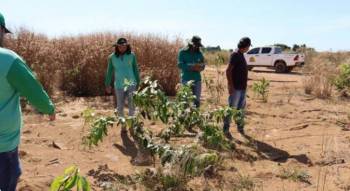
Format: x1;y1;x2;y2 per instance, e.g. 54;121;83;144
238;37;252;49
113;37;128;46
0;12;11;33
189;35;203;47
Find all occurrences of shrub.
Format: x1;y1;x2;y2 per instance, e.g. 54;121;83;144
302;52;347;98
4;28;61;95
277;167;311;185
204;50;230;66
5;29;182;96
332;63;350;96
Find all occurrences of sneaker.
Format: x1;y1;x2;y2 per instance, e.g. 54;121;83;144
224;131;233;140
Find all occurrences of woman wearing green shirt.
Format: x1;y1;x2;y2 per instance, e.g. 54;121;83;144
105;38;151;165
105;38;140;120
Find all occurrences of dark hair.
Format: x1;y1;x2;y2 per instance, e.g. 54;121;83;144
237;37;251;49
114;44;132;57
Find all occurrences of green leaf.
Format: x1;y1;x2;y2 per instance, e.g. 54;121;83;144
64;165;77;175
77;176;91;191
50;175;65;191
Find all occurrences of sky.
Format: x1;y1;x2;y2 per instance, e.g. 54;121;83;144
1;0;350;51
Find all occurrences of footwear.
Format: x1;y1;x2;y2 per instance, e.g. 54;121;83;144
224;131;233;140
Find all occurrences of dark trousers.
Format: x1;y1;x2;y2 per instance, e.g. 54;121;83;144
0;147;21;191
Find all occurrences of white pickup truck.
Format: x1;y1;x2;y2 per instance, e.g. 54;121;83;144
244;46;305;73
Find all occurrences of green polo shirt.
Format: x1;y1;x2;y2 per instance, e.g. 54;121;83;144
105;52;140;89
177;47;205;82
0;47;55;153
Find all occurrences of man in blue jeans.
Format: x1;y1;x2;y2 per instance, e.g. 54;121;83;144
223;37;252;139
177;36;205;108
0;12;55;190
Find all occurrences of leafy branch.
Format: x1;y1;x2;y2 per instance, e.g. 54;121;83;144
50;166;91;191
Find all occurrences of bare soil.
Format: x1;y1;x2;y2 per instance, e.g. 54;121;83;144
17;66;350;191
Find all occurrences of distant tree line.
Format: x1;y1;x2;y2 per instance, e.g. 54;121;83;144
273;43;315;52
203;46;221;52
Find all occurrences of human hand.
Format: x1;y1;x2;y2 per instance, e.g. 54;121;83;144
106;86;112;94
228;86;235;95
191;64;202;72
49;113;56;121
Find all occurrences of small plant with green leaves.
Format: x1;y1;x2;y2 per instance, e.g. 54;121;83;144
277;167;311;185
332;63;350;96
138;167;188;190
50;166;91;191
232;174;256;191
81;108;96;124
81;78;245;189
83;78;241;150
132;77;170;123
83;114;221;177
82;116;115;148
252;78;270;102
81;108;96;133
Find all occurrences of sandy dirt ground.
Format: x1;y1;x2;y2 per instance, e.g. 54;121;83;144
16;66;350;191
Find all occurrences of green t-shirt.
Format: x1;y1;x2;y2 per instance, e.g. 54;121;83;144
105;52;140;89
0;47;54;153
177;47;205;82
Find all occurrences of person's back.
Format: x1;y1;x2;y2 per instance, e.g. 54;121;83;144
0;11;56;191
0;47;23;153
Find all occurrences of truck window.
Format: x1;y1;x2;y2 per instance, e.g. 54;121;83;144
261;47;272;54
274;47;282;54
247;48;260;54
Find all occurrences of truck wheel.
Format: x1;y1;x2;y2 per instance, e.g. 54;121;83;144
247;66;254;71
275;61;287;73
286;66;294;73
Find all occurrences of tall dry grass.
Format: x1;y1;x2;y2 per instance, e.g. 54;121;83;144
302;50;350;98
204;50;230;65
4;28;182;96
4;29;61;95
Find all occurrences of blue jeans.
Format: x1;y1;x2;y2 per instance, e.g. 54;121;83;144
182;80;202;108
0;147;21;191
223;90;246;132
115;85;136;117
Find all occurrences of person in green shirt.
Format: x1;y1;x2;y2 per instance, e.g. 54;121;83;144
105;38;140;122
0;12;55;191
105;38;152;165
177;36;205;108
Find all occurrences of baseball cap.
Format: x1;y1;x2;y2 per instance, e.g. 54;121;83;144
0;12;11;33
189;35;203;47
113;37;128;46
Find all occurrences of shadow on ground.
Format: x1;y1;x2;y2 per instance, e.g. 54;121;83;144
113;132;138;160
234;134;313;166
